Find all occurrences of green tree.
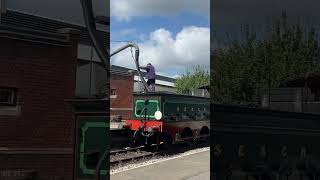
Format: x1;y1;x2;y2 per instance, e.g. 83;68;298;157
211;12;320;103
175;65;210;94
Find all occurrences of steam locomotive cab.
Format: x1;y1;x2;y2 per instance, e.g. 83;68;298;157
124;94;163;146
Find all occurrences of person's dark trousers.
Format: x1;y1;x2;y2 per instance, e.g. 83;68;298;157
147;79;155;91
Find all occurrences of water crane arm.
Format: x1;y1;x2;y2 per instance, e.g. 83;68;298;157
110;42;150;92
80;0;109;68
80;0;150;92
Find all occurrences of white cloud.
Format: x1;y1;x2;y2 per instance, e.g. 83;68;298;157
111;26;210;77
111;0;209;21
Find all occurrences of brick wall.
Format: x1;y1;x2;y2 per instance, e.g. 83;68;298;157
110;73;134;120
0;32;78;179
0;154;73;180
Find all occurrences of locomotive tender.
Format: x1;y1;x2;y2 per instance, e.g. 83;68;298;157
123;92;210;146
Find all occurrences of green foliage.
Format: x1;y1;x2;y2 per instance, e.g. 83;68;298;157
211;12;320;103
175;65;210;94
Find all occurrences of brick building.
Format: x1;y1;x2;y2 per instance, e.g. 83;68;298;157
0;1;109;99
0;2;109;180
0;25;79;179
110;66;134;120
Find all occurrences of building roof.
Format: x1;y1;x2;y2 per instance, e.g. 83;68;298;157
76;63;175;84
111;65;176;83
0;9;108;48
133;91;210;100
4;0;108;26
95;16;110;25
0;24;74;46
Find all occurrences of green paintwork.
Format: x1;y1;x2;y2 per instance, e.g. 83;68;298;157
76;116;109;178
68;99;109;179
134;99;159;119
163;101;209;122
133;93;210;122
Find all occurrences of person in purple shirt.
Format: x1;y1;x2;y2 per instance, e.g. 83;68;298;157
140;63;156;92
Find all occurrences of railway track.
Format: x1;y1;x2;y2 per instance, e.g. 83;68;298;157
109;140;209;169
110;146;144;154
110;146;159;167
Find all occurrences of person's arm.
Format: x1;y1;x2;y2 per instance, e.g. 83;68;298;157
140;66;149;71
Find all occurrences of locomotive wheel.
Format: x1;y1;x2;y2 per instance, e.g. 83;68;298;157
205;136;210;143
142;137;155;148
160;134;173;150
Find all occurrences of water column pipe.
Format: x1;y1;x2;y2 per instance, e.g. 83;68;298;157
79;1;150;180
110;42;151;92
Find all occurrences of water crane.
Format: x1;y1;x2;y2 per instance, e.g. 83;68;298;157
79;0;151;179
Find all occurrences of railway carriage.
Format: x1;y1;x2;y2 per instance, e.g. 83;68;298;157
123;92;210;146
212;103;320;179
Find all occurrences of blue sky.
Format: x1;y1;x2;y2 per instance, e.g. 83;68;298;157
111;12;209;43
110;0;210;77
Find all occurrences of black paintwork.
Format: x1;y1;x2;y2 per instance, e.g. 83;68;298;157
211;103;320;180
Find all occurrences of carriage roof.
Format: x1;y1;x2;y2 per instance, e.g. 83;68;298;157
133;91;210;100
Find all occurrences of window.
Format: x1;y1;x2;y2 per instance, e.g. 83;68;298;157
110;89;116;95
238;145;246;158
134;99;159;119
0;88;17;106
110;89;117;98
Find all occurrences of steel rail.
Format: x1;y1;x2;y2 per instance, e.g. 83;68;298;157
110;152;158;166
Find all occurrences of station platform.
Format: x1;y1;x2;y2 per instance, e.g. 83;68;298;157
110;149;210;180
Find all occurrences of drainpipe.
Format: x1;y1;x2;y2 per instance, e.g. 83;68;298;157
0;0;6;13
0;0;7;22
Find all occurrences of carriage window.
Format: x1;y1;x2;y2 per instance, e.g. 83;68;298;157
177;107;180;111
175;113;181;120
195;113;200;120
191;107;194;111
184;107;187;111
135;99;159;118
